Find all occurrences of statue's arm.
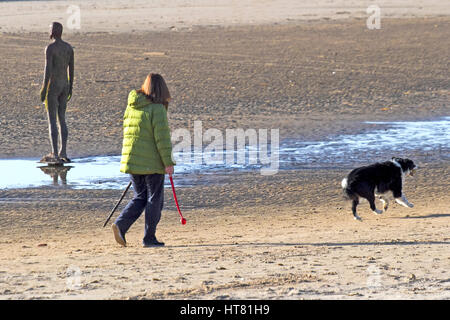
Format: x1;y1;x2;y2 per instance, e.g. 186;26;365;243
68;47;74;91
43;46;53;88
40;45;53;101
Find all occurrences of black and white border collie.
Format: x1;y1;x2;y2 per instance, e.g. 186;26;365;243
341;157;417;221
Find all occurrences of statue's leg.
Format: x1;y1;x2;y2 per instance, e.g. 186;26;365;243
57;85;69;160
45;91;59;159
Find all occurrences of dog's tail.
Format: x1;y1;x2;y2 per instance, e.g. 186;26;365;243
341;177;358;200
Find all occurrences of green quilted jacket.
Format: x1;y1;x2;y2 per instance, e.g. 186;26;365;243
120;90;175;174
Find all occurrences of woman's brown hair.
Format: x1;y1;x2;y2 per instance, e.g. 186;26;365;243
137;73;171;109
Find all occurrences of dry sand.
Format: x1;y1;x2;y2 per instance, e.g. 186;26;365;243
0;1;449;300
1;168;449;299
1;0;449;33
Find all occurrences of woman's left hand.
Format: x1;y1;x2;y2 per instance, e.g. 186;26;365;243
165;165;174;177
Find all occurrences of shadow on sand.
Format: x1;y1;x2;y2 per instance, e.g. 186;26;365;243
400;213;450;219
167;240;450;249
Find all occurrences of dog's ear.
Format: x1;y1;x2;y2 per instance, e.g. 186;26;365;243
392;157;406;169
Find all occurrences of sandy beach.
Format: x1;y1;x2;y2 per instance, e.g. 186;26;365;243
1;0;449;33
0;1;449;300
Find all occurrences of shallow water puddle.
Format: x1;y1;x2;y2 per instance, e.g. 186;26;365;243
0;117;448;189
282;116;450;168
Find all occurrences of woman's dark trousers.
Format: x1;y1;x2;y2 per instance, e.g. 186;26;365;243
114;174;164;244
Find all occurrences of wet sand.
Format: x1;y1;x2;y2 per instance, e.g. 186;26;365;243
0;3;449;299
0;17;449;158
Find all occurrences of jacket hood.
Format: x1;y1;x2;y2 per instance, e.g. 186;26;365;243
128;90;151;109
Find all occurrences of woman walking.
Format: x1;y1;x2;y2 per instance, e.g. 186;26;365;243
112;73;175;247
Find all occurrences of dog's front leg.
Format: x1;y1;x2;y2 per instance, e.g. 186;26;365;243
379;196;389;212
395;194;414;208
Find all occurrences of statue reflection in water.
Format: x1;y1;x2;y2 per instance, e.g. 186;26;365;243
38;165;73;186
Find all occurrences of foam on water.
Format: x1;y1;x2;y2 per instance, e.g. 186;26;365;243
0;117;448;189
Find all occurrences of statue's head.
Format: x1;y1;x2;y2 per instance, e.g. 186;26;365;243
50;22;63;40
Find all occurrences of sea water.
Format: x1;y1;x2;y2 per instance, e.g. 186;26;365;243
0;117;448;189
